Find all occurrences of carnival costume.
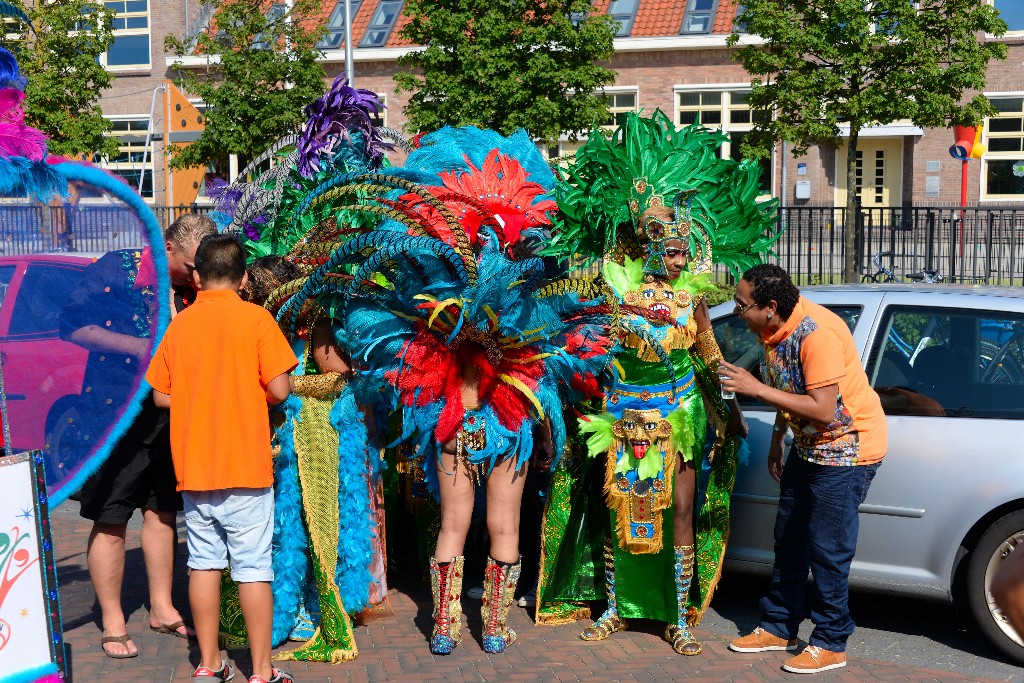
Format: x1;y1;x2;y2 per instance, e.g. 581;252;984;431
275;125;613;654
210;76;407;662
535;111;777;655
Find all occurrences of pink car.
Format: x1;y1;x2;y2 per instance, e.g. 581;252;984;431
0;254;91;454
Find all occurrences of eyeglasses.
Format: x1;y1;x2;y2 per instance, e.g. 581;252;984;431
733;299;756;314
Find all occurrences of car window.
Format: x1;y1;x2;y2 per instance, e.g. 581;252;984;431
0;265;16;310
868;306;1024;419
8;264;85;336
712;304;861;407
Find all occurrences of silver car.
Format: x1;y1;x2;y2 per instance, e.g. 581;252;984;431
711;284;1024;663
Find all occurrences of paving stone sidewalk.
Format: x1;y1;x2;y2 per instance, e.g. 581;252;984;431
51;504;1000;683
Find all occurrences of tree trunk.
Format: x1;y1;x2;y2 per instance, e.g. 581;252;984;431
843;126;861;283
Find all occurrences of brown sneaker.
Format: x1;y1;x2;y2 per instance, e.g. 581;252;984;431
782;645;847;673
728;626;799;653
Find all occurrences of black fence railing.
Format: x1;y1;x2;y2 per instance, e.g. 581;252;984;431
2;203;1024;286
746;206;1024;286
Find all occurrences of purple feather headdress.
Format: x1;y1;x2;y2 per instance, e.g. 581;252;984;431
296;75;388;178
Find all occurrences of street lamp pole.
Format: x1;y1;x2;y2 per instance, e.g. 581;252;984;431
343;0;354;85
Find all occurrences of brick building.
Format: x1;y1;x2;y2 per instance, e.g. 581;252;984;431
95;0;1024;209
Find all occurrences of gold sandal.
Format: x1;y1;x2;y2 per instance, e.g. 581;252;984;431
580;614;627;641
664;624;702;656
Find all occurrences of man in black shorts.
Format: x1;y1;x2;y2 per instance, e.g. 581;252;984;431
62;213;215;658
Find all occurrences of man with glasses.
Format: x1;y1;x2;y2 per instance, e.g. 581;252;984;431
722;264;886;674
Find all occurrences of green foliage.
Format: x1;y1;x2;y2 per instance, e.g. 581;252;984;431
165;0;328;170
395;0;617;144
728;0;1008;282
704;281;735;308
3;0;118;158
729;0;1008;158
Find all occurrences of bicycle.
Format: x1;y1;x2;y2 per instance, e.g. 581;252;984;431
862;250;944;284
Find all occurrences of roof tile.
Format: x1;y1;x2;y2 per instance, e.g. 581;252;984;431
632;0;685;37
713;0;738;34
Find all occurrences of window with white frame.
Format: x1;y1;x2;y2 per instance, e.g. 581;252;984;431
677;91;722;126
317;0;363;50
677;89;772;194
95;118;154;197
992;0;1024;32
680;0;718;35
360;0;403;48
608;0;639;37
102;0;150;69
984;96;1024;199
602;91;638;128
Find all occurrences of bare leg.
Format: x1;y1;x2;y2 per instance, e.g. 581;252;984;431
434;451;477;562
188;569;224;671
87;521;137;656
673;458;697;546
141;508;191;636
485;458;528;564
238;581;274;681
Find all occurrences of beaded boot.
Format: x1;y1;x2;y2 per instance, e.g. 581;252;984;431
429;556;464;655
480;556;521;653
580;538;628;640
664;544;701;655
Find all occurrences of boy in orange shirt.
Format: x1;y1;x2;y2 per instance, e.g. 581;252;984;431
146;234;298;683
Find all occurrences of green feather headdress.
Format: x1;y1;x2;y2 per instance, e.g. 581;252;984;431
544;109;780;279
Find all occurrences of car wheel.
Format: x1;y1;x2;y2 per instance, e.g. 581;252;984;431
967;509;1024;664
44;399;87;484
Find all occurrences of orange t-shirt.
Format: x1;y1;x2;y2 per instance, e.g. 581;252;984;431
760;297;887;465
146;289;297;491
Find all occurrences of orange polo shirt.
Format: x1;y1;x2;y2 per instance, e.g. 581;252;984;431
760;297;887;465
146;289;297;491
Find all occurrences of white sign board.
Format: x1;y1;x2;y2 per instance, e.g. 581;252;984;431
0;453;64;682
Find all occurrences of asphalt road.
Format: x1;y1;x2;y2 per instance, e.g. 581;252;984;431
700;570;1024;681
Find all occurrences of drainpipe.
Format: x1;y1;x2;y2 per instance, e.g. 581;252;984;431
139;84;166;197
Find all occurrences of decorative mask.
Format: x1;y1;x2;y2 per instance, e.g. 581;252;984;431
622;275;691;325
612;408;673;462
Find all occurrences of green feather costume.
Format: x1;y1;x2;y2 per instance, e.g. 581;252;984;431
536;111;778;631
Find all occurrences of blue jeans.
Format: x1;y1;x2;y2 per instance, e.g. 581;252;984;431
758;454;880;652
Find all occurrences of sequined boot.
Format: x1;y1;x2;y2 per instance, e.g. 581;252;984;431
580;538;627;640
429;556;464;655
480;556;521;653
664;544;701;655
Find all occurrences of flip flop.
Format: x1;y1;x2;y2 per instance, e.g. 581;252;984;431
101;634;139;659
149;620;194;639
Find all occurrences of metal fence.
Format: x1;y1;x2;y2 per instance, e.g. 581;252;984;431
0;204;213;256
4;203;1024;286
755;206;1024;286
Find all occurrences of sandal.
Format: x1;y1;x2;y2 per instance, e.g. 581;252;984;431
580;614;627;641
664;624;702;656
101;634;139;659
150;620;194;639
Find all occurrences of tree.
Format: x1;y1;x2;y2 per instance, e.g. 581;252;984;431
728;0;1008;283
2;1;118;159
165;0;327;171
395;0;618;144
